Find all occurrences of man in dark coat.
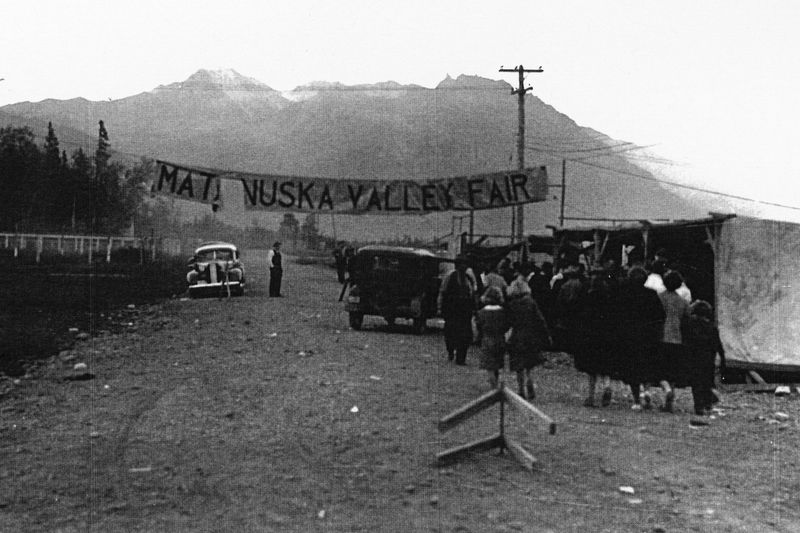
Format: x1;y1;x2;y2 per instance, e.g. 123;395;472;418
437;255;476;365
333;242;347;284
267;241;283;297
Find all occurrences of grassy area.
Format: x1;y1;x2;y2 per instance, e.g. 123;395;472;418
0;257;187;376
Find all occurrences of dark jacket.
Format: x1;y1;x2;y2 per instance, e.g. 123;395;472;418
615;281;667;383
684;316;725;366
439;269;475;319
507;294;551;356
617;282;665;347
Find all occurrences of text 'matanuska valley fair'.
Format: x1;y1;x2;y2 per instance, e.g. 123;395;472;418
153;161;548;214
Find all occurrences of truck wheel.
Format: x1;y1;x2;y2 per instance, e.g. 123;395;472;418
412;317;426;334
384;316;396;326
349;312;364;330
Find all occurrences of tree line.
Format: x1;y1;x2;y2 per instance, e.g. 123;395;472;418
0;121;150;234
0;119;353;254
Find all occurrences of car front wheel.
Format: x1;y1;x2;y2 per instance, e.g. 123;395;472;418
349;312;364;330
412;317;426;335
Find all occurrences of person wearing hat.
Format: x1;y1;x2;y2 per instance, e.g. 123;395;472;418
437;254;476;365
267;241;283;297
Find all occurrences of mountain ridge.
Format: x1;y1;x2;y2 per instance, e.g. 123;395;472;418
0;68;711;239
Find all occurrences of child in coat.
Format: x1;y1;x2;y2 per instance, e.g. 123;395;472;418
475;286;509;389
684;300;726;415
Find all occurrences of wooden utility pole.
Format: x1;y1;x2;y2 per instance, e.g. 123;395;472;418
560;159;566;227
499;65;543;242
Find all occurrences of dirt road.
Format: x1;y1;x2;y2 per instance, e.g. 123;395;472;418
2;250;799;532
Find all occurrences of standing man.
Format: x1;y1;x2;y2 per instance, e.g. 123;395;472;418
267;241;283;297
333;241;347;284
437;255;476;365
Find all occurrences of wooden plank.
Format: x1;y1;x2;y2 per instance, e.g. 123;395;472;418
748;370;767;384
436;433;504;465
437;388;503;433
719;383;795;393
502;386;557;435
502;435;537;471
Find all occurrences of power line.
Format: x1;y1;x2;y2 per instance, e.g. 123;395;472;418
528;133;612;143
27;123;800;212
526;141;636;154
598;152;681;166
570;158;800;212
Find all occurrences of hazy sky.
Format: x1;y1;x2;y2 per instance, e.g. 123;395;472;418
2;0;799;214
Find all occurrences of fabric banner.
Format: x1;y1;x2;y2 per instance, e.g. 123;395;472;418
238;167;548;214
151;162;222;208
716;216;800;369
153;161;547;214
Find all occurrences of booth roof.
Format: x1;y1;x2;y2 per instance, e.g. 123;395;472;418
549;213;737;242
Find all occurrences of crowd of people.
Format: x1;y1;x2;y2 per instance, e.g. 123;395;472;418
437;250;726;416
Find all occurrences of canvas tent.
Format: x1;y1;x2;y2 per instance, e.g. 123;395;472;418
551;214;800;372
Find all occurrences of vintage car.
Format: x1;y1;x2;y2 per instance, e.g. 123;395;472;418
186;242;245;297
344;245;449;333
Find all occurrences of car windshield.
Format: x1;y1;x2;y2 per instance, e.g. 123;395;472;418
196;249;233;261
357;254;426;278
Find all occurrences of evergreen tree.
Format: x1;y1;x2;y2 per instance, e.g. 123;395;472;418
0;121;148;234
44;122;60;170
95;120;110;172
69;148;93;231
0;126;42;230
40;122;67;226
91;120;125;232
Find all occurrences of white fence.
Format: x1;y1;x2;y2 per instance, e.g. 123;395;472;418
0;233;186;263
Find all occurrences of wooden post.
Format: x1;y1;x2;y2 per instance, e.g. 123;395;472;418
503;435;537;470
437;388;502;432
88;237;93;264
642;228;649;261
559;159;566;227
499;390;505;440
36;235;43;263
502;386;557;435
436;434;504;466
593;230;601;267
106;237;112;263
437;383;555;469
469;209;474;245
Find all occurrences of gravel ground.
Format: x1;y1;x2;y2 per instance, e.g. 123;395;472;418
1;250;800;532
